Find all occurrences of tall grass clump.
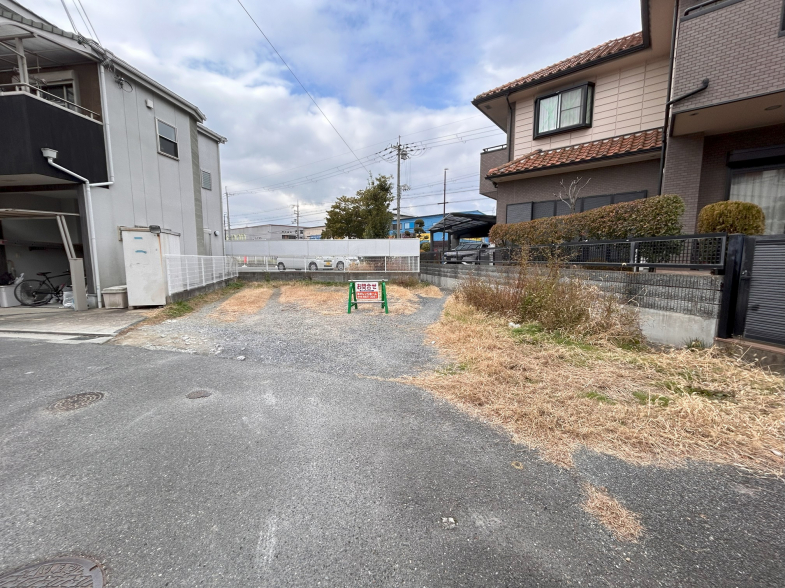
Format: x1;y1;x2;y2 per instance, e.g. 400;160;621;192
456;254;641;346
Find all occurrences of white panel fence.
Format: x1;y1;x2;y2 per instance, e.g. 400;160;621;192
225;238;420;273
165;255;238;296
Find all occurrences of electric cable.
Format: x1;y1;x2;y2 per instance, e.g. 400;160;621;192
235;0;369;173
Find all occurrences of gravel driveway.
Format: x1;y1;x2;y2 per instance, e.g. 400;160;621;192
113;283;446;378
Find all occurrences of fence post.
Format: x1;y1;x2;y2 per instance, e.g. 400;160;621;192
385;257;387;272
716;234;745;339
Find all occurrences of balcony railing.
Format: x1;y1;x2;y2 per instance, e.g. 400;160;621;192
0;83;102;121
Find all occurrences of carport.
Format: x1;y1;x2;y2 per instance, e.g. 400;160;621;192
428;213;497;251
0;208;87;310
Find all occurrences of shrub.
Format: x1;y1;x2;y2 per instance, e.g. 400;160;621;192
455;256;642;346
420;241;431;252
697;201;765;235
490;194;684;246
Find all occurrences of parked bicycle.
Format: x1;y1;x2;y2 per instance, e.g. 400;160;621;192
14;271;71;306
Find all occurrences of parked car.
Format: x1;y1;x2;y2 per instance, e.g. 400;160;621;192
275;256;358;271
443;242;491;264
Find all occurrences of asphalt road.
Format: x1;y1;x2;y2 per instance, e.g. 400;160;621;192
1;339;783;587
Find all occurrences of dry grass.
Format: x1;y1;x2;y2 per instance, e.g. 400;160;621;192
582;484;643;542
411;297;784;474
210;285;274;322
277;282;440;315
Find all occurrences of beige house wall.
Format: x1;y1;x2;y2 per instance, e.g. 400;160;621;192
513;58;669;159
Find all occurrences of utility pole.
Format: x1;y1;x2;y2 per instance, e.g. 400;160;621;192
225;186;231;242
443;168;448;253
396;136;402;239
292;201;300;240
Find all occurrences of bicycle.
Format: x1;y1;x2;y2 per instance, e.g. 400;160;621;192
14;271;71;306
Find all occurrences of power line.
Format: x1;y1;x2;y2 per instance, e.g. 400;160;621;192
235;0;368;173
74;0;101;43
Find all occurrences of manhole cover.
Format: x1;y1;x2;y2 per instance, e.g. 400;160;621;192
48;392;104;412
186;390;211;399
0;557;104;587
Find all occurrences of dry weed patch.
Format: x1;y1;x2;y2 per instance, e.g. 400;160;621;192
278;283;439;315
582;484;643;542
210;286;274;321
413;298;784;474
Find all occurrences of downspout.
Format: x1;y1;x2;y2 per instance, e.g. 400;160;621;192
97;63;115;184
658;0;680;195
505;93;514;163
45;159;104;308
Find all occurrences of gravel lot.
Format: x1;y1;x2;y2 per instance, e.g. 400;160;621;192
113;283;446;378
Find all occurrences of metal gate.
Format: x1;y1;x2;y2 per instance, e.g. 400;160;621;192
743;236;785;345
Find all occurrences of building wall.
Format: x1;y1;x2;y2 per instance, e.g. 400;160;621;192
494;159;661;224
512;58;669;158
95;68;202;290
197;131;224;256
672;0;785;113
661;134;705;232
480;146;508;197
698;124;785;212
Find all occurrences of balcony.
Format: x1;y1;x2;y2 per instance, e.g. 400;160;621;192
479;144;508;198
0;85;107;187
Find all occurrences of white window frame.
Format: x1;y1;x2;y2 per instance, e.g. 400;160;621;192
156;118;179;160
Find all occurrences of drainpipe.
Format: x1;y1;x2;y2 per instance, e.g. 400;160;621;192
44;156;104;308
97;63;115;184
505;93;514;163
658;0;680;195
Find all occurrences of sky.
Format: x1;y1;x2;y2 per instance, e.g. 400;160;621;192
22;0;643;228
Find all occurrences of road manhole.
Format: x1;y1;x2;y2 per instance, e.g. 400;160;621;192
186;390;212;400
48;392;104;412
0;557;105;587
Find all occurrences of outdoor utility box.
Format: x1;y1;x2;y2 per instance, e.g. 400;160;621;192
120;227;181;307
0;284;20;307
102;285;128;309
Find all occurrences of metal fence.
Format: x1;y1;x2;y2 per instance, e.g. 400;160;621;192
232;255;419;273
165;255;238;295
421;234;727;270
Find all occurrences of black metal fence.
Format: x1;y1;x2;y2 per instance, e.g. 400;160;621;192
420;233;727;270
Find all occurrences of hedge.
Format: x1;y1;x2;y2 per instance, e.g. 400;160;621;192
490;194;685;246
697;201;765;235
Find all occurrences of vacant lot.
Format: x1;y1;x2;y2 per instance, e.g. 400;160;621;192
413;297;784;474
113;280;445;378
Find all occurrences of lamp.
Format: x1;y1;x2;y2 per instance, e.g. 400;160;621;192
41;147;58;159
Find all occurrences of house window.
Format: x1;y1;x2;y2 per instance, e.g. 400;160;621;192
730;167;785;234
780;0;785;36
507;191;647;223
157;119;179;159
534;83;595;139
507;202;532;224
201;170;212;190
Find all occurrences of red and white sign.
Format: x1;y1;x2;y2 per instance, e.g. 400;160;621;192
355;281;380;301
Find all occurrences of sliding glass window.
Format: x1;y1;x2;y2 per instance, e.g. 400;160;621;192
534;82;595;139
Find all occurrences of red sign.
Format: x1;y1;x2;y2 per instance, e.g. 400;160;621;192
355;281;380;301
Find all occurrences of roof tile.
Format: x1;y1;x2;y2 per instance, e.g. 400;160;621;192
475;32;644;102
486;128;663;178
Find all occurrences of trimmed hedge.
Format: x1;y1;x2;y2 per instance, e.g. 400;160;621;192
697;201;765;235
490;194;685;246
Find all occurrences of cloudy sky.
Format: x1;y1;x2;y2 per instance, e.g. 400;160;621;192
24;0;642;228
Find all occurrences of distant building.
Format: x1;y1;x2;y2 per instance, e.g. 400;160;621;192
228;224;304;240
390;211;489;243
303;226;325;239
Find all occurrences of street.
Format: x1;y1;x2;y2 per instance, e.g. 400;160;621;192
1;332;784;586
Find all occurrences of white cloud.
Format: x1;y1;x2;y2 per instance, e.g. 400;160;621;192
21;0;643;226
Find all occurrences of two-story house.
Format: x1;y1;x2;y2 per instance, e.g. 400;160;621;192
0;0;227;306
477;0;785;235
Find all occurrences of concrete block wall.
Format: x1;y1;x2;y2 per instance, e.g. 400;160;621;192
420;264;723;346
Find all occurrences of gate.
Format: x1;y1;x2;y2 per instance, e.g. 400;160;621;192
720;235;785;346
743;236;785;345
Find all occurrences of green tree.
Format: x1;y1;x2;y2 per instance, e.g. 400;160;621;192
413;219;425;236
323;174;393;239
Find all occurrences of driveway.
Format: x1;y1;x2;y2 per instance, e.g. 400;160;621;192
0;287;783;586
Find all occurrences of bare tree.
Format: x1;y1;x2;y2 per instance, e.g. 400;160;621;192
556;177;591;214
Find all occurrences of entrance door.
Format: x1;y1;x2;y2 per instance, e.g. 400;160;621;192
743;236;785;345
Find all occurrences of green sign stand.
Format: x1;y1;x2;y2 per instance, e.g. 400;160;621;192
348;280;388;314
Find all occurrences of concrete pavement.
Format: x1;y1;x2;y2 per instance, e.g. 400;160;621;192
1;339;783;587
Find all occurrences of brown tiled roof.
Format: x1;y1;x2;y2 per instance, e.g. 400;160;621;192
486;128;663;179
474;32;644;102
